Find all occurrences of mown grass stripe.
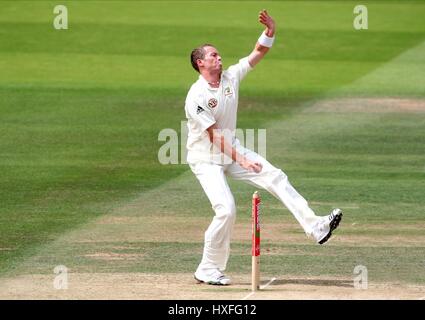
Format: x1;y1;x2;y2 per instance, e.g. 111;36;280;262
1;22;424;62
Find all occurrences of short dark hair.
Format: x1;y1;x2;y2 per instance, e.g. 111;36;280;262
190;44;215;73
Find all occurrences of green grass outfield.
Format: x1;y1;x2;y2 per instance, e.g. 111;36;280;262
1;0;425;294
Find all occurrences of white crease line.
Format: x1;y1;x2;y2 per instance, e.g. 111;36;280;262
419;296;425;300
260;277;277;290
242;292;255;300
241;277;277;300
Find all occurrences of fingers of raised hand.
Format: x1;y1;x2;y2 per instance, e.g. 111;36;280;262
259;9;268;16
259;10;271;25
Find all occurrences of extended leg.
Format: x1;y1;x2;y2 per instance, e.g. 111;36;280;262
227;146;332;238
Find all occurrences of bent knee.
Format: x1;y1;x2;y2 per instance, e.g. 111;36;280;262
214;202;236;220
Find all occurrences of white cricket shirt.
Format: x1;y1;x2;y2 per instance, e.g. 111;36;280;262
185;57;253;164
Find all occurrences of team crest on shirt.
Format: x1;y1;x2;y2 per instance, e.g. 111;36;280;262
224;86;233;96
208;98;218;109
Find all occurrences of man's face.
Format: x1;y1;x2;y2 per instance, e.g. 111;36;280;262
198;46;222;73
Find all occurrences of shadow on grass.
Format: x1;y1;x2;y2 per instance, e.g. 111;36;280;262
271;278;353;288
236;278;352;288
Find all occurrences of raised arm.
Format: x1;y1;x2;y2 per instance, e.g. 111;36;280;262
248;10;276;68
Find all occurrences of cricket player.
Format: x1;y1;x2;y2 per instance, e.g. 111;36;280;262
185;10;342;285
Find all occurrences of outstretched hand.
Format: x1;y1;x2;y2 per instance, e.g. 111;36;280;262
258;9;275;37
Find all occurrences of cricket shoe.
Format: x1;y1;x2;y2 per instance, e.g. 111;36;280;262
194;269;231;286
312;208;343;245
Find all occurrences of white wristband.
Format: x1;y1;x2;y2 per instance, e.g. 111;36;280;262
258;31;275;48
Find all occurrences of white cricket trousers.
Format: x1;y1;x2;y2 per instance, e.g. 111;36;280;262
189;145;321;273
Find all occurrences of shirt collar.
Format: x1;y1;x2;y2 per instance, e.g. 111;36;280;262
199;73;224;90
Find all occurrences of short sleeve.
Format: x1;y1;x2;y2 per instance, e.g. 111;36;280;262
227;57;253;82
185;100;216;131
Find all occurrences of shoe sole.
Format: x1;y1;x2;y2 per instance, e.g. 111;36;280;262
318;210;343;245
194;275;231;286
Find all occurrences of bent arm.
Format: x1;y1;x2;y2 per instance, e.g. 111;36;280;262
248;9;276;68
207;123;262;173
